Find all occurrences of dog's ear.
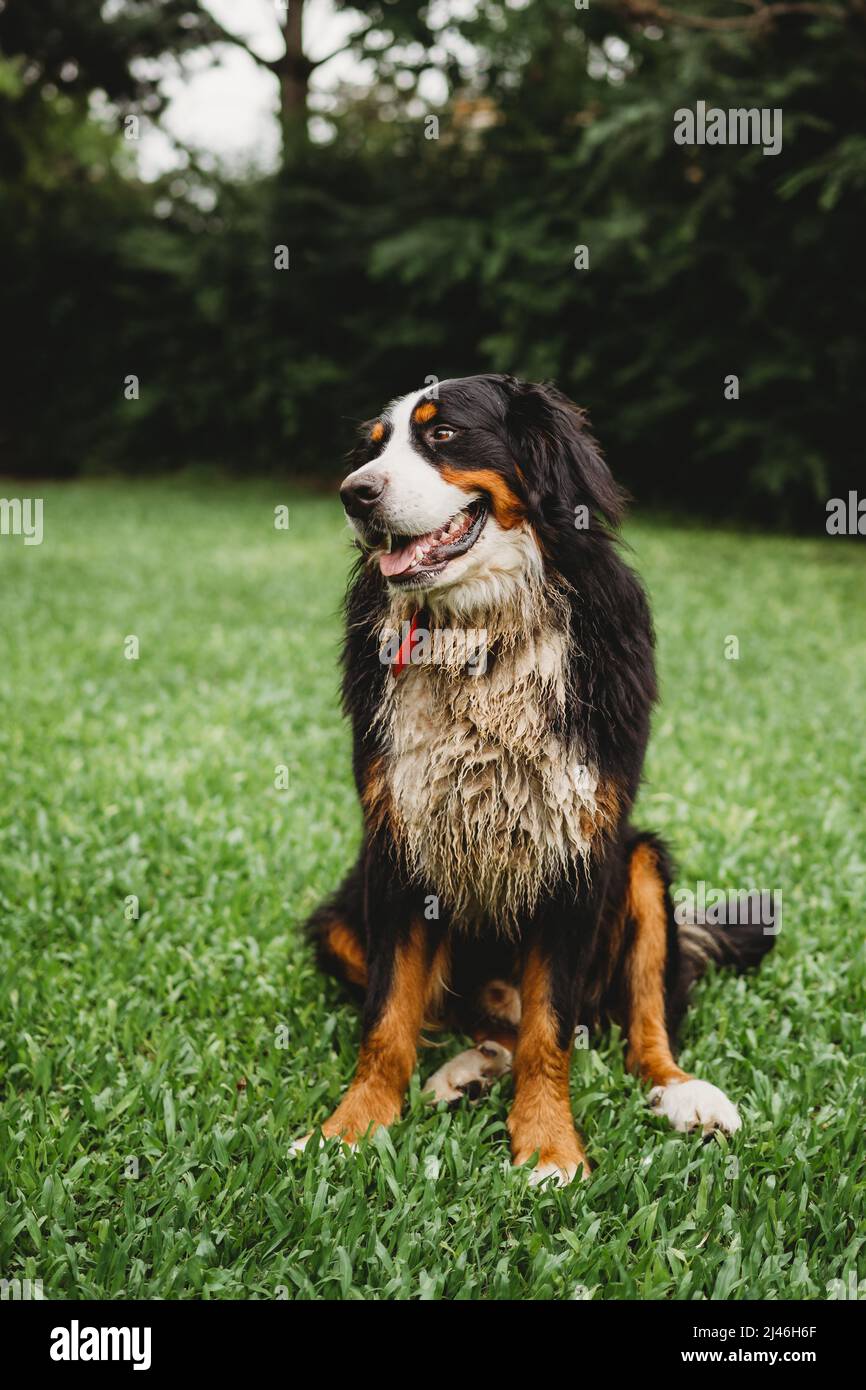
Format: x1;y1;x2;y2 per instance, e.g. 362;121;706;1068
502;380;625;532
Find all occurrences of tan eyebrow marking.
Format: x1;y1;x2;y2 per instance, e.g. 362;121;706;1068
370;421;385;442
413;400;437;424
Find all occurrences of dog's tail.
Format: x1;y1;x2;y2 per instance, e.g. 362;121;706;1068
676;916;776;988
669;898;777;1032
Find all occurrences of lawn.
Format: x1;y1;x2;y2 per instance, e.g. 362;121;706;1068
1;479;864;1301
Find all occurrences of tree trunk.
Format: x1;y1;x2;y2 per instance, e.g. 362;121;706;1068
278;0;311;155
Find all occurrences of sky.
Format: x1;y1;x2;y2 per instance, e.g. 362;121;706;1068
136;0;369;179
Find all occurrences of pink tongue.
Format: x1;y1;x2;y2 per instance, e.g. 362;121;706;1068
379;542;420;578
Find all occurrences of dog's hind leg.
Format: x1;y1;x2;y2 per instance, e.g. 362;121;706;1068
305;860;368;995
423;980;519;1103
622;834;742;1136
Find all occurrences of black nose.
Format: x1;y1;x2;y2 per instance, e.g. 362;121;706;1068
340;473;385;518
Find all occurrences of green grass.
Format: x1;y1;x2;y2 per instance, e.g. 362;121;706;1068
1;479;864;1301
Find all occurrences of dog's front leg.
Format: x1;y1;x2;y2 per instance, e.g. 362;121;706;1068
317;895;447;1146
508;886;601;1186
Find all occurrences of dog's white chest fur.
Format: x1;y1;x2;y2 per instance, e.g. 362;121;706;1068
380;616;602;930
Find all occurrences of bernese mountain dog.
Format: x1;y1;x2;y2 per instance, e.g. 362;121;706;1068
295;374;774;1184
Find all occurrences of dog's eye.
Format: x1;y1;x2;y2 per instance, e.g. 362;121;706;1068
429;425;456;443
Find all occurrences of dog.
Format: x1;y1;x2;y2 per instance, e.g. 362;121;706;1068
295;374;774;1183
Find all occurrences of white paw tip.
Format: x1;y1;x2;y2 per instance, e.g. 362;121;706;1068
527;1161;579;1188
521;1154;590;1187
288;1132;316;1156
649;1078;742;1136
288;1132;356;1157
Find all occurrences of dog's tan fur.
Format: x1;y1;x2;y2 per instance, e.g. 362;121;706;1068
320;921;448;1143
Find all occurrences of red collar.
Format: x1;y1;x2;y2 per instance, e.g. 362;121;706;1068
391;611;421;678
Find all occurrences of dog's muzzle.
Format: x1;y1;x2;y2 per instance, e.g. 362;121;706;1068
340;472;385;519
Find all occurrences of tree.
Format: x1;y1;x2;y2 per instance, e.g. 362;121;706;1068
1;0;862;518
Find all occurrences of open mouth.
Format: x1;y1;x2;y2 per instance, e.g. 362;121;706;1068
377;499;487;584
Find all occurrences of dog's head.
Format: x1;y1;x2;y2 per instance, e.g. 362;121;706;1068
340;375;624;605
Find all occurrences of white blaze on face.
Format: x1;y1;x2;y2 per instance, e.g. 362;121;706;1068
344;387;473;537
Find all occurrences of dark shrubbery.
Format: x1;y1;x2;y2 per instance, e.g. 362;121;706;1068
1;2;862;524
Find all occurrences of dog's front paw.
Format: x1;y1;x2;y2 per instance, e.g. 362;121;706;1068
424;1040;512;1104
648;1078;741;1136
526;1155;590;1187
288;1131;355;1157
288;1131;320;1157
512;1136;591;1187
